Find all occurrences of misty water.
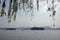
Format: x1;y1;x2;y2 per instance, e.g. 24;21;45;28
0;0;60;40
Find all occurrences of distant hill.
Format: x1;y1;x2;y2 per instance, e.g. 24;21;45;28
0;26;60;30
30;27;45;30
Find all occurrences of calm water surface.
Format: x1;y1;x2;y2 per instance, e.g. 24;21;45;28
0;30;60;40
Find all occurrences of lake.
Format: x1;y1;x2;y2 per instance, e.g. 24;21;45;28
0;30;60;40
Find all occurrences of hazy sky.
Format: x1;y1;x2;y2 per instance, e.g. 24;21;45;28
0;0;60;28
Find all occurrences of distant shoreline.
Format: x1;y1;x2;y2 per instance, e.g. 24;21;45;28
0;27;60;30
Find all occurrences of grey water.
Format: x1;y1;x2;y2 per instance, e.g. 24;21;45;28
0;30;60;40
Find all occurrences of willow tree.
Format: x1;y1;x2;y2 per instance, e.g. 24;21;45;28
12;0;18;21
37;0;39;11
8;0;13;23
52;0;56;27
19;0;22;9
21;0;28;10
47;0;56;27
1;0;6;17
29;0;34;21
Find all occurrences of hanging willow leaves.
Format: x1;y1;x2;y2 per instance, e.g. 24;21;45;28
52;0;54;3
53;10;56;16
19;0;22;9
47;0;48;4
47;7;51;11
8;10;11;23
1;0;6;17
47;0;56;27
13;0;18;12
8;0;13;17
29;0;33;11
8;0;13;23
12;0;18;21
22;0;25;10
2;0;6;8
12;0;18;14
53;23;55;27
22;0;28;4
52;0;56;27
37;0;39;11
1;8;4;17
30;0;33;21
